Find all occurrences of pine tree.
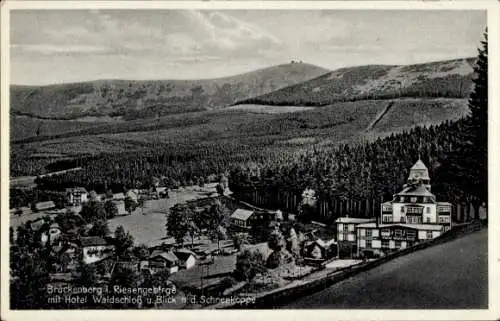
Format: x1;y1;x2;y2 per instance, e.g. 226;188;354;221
467;29;488;206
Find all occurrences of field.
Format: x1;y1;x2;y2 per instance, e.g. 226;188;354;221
108;184;217;246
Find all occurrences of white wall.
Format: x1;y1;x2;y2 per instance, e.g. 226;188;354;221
347;234;355;241
432;231;441;239
418;230;427;240
422;204;437;223
401;241;407;249
83;245;114;264
389;240;395;249
359;240;366;248
185;256;196;269
372;240;381;249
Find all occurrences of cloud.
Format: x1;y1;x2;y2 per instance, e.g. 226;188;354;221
11;44;112;55
181;10;284;58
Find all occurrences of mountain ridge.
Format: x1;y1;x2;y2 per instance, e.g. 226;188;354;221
10;62;330;120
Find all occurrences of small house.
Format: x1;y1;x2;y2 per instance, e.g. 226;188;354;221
79;236;114;265
230;209;254;229
148;251;179;274
65;187;88;206
304;238;337;262
174;249;197;270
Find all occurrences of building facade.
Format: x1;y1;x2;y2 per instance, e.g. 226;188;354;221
356;159;452;256
66;187;88;206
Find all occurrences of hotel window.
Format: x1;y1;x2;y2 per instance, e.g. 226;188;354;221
381;229;390;237
426;207;431;213
382;215;391;223
343;224;349;232
426;217;431;223
366;229;372;237
395;240;402;248
411;197;417;203
400;206;405;213
382;240;390;248
423;197;428;203
395;229;402;237
400;196;405;202
366;240;372;248
426;231;433;239
400;217;406;223
407;230;416;239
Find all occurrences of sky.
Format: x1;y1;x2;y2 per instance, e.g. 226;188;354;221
10;9;486;85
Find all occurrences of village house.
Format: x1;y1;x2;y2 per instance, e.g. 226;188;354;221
230;209;254;229
147;251;180;274
303;238;337;263
356;159;453;257
78;236;114;265
174;249;197;270
65;187;88;206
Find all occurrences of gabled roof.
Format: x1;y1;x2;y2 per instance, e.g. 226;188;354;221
335;217;375;224
35;201;56;210
230;209;254;221
30;218;45;231
313;238;336;249
411;159;428;170
150;251;179;263
79;236;110;247
174;249;196;261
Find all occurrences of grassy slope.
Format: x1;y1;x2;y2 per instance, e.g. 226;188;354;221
10;62;329;121
235;58;476;106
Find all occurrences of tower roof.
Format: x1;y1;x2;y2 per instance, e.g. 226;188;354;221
411;159;428;170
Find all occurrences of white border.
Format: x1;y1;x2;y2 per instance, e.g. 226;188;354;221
1;1;499;321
